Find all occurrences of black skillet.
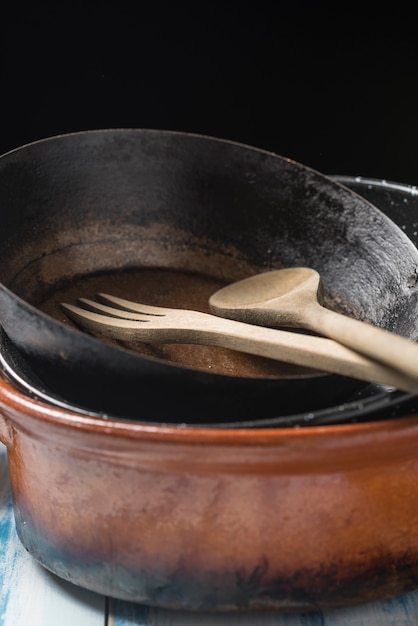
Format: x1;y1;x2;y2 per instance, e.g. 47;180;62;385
0;149;417;425
0;131;418;424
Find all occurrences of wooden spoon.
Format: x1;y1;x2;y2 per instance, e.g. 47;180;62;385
209;267;418;381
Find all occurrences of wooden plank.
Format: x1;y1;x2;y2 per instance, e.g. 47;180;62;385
109;590;418;626
0;443;105;626
110;599;149;625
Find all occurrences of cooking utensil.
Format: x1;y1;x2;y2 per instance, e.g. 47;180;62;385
61;293;418;395
2;374;418;611
209;267;418;380
1;130;418;422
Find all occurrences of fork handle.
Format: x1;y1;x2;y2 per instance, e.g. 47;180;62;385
188;313;418;395
65;303;418;395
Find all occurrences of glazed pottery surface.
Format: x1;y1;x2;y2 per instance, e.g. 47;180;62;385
1;376;418;611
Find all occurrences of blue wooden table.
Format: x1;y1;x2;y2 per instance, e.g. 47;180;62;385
2;442;418;625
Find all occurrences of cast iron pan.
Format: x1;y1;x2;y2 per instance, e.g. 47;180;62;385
0;131;418;423
0;155;418;425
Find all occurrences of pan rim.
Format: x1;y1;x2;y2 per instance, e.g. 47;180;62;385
1;374;418;446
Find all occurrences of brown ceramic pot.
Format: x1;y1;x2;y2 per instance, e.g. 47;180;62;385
1;375;418;612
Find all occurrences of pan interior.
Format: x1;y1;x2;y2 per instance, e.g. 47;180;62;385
38;265;320;378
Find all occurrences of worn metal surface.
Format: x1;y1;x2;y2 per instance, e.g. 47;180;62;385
0;131;417;423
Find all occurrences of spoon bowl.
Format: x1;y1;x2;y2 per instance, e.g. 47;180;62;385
209;267;418;382
209;267;323;328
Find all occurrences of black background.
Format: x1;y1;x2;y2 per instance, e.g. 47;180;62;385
1;3;418;185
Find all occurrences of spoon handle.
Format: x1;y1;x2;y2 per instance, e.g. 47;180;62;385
198;314;418;394
304;302;418;381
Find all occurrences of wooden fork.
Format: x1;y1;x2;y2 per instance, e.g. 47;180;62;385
60;294;418;395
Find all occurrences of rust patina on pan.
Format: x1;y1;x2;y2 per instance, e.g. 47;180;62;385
0;131;418;422
1;376;418;611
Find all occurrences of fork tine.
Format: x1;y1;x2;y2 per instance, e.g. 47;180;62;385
97;293;166;316
76;297;147;321
60;302;151;336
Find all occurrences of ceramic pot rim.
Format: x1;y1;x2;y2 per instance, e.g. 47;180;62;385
1;375;418;444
